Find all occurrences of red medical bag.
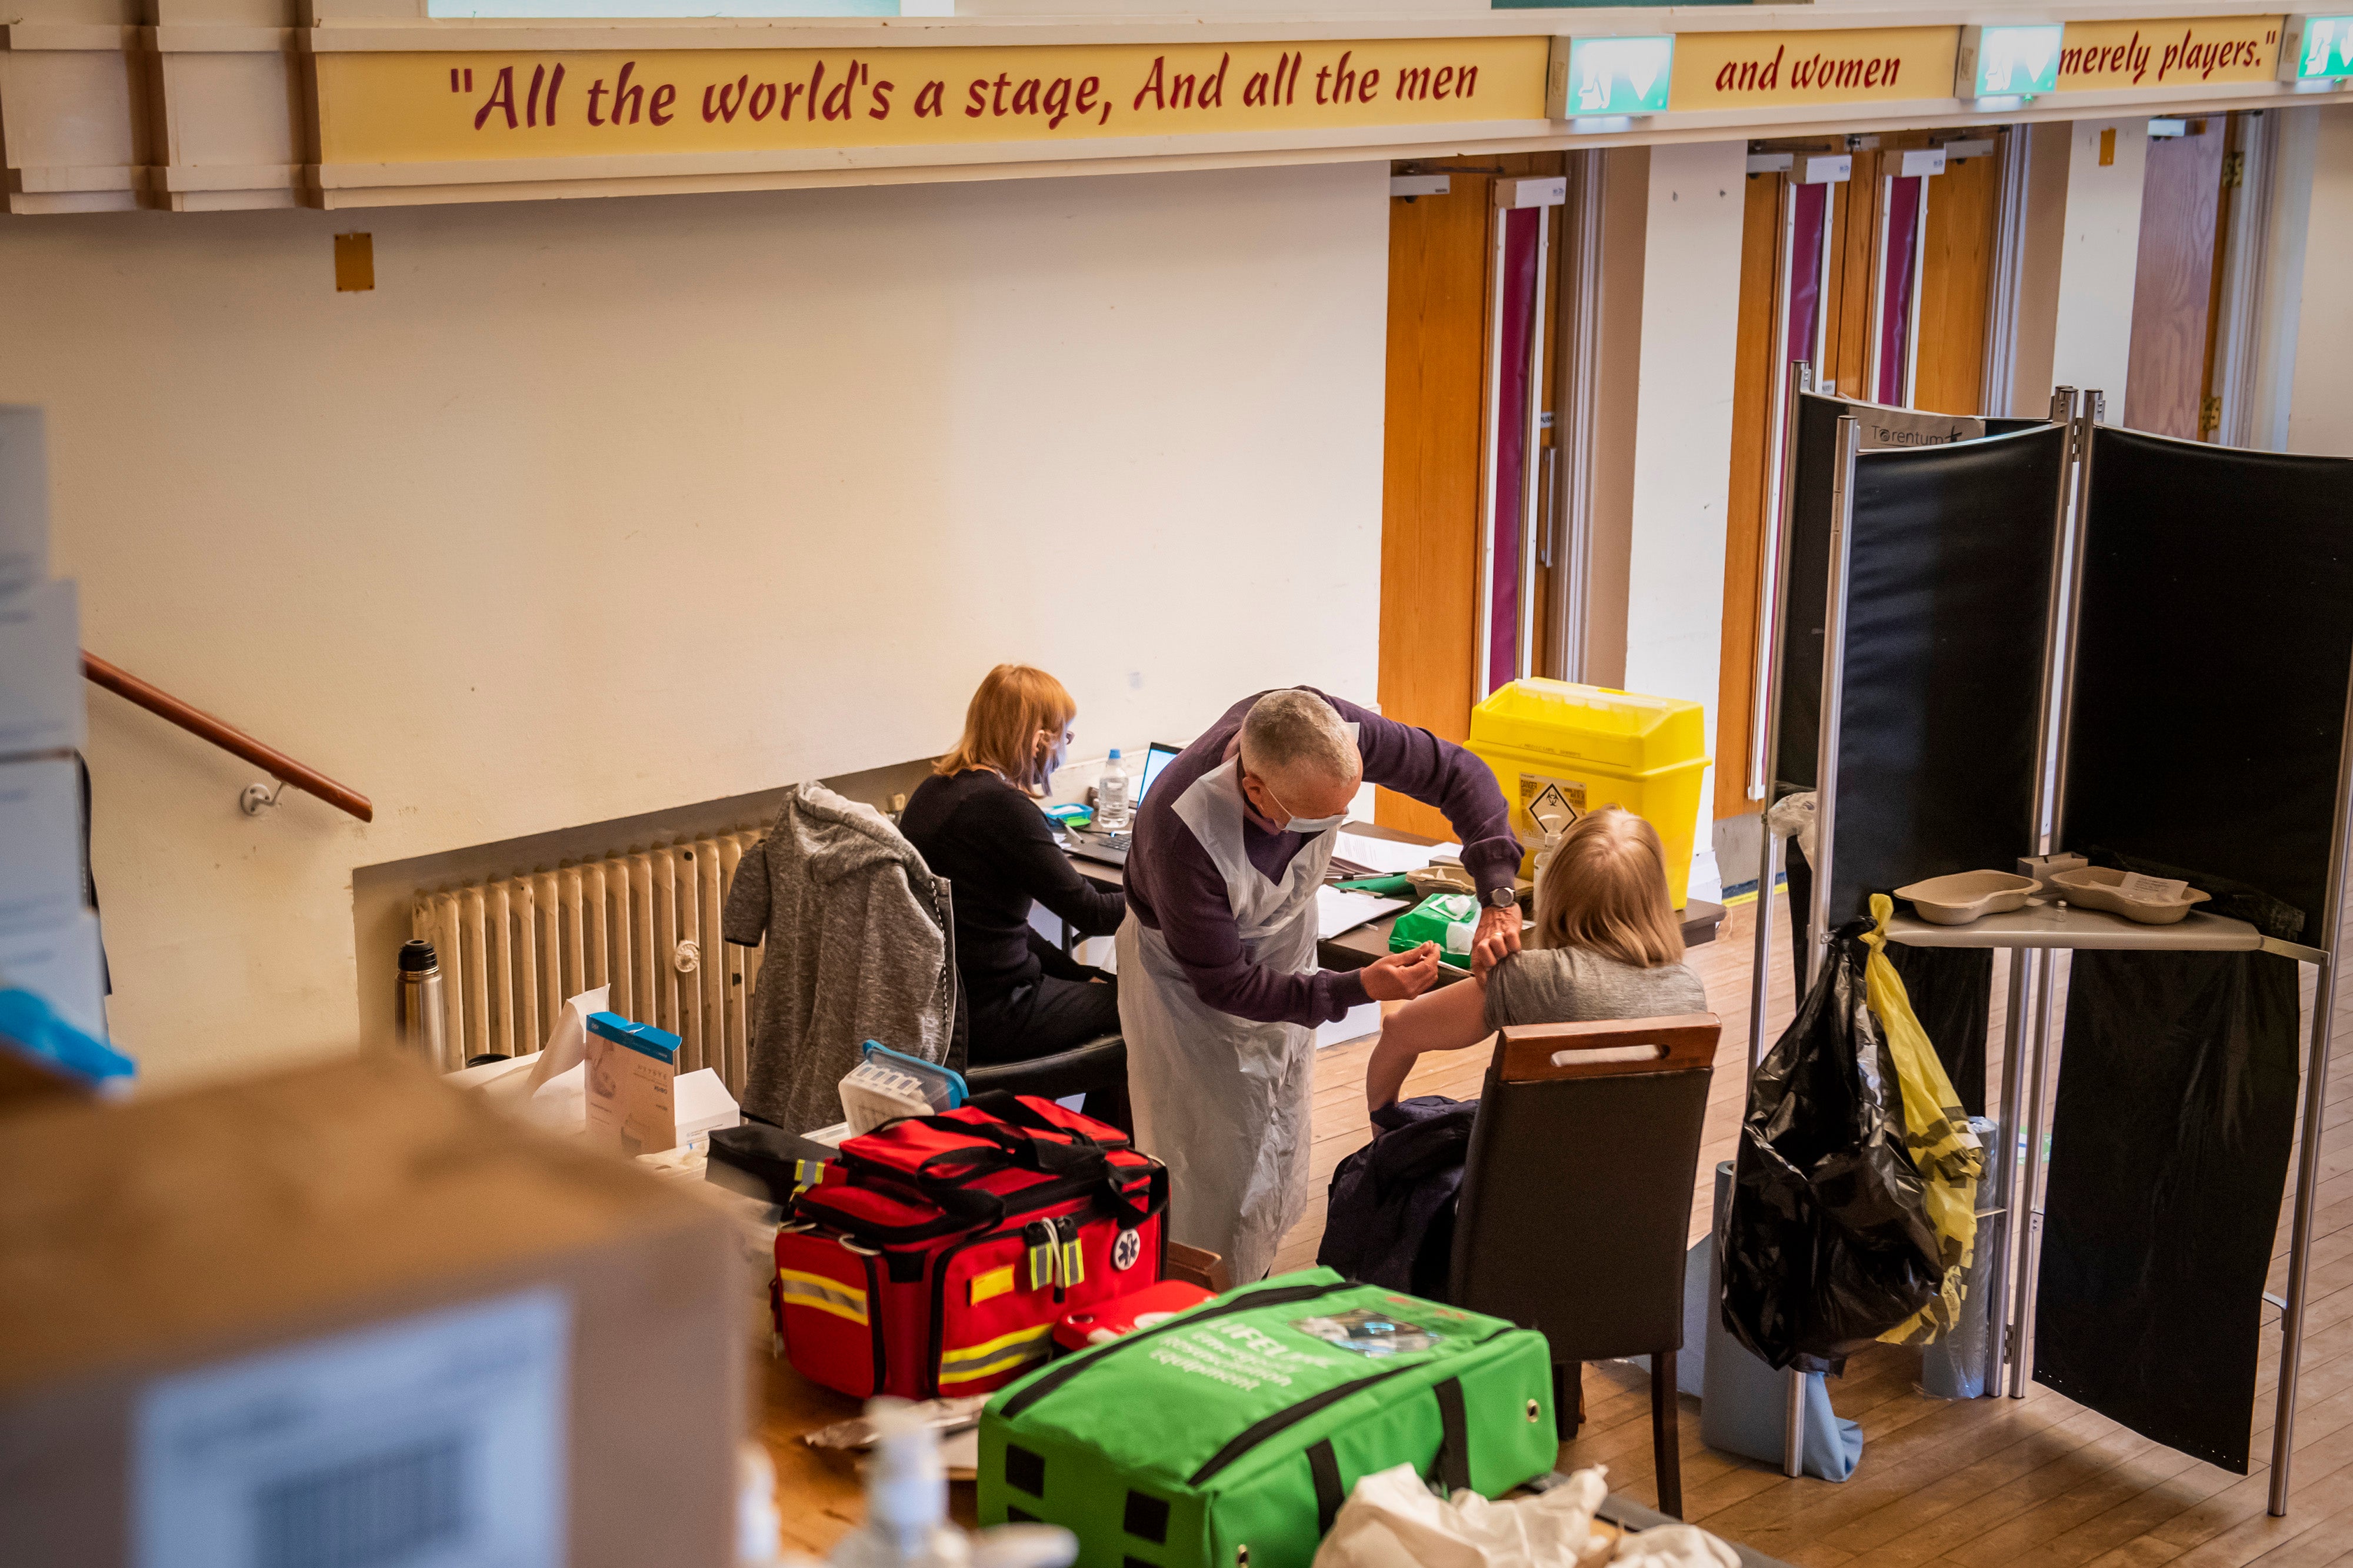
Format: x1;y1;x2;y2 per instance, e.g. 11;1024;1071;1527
1051;1279;1216;1352
774;1092;1167;1399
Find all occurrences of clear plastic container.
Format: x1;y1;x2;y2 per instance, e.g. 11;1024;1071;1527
1095;749;1132;832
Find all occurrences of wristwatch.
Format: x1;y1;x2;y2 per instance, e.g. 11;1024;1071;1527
1484;886;1518;912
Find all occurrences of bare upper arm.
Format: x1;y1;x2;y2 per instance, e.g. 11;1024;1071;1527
1379;974;1495;1059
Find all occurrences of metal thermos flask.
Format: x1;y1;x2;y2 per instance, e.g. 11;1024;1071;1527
398;938;447;1067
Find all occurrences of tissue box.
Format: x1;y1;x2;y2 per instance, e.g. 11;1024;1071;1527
0;1053;741;1568
584;1011;678;1157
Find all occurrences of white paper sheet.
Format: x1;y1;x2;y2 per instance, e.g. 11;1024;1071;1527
0;408;50;591
2115;871;2191;905
1317;886;1411;940
0;579;84;755
1333;831;1461;876
524;983;608;1095
0;758;84;931
0;910;106;1040
138;1290;569;1568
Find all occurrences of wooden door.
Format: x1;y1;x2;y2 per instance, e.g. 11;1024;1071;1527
1913;137;2002;416
1714;153;1888;827
1714;170;1789;824
1715;135;2007;830
1819;151;1884;401
1377;154;1564;840
2126;119;2228;439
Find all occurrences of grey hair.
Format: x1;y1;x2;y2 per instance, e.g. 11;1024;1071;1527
1239;690;1359;783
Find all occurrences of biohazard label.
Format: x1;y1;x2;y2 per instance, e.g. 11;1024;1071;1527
1517;773;1587;846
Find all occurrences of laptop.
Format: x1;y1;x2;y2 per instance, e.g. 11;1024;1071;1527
1064;741;1183;868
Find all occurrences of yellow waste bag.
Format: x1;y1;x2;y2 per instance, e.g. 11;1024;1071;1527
1861;893;1986;1346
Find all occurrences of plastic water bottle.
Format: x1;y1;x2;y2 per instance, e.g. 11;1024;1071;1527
1096;749;1132;832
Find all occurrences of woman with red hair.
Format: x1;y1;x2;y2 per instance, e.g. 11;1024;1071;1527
901;664;1126;1064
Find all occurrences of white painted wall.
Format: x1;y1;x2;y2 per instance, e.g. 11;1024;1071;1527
2049;118;2150;408
1622;139;1747;905
7;164;1391;1087
2247;105;2320;452
2287;105;2353;456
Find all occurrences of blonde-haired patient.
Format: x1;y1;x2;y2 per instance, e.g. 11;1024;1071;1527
1363;808;1708;1112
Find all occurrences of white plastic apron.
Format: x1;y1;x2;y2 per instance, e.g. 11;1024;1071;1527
1117;756;1337;1283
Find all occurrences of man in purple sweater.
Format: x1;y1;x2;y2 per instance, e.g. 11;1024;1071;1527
1116;687;1524;1280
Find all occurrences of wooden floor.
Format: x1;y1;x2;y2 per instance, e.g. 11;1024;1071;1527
1271;893;2353;1567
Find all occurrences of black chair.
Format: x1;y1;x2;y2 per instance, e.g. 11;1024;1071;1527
1448;1012;1720;1519
961;1035;1131;1136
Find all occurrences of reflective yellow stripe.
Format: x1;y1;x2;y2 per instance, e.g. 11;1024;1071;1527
778;1267;869;1326
939;1322;1055;1383
944;1321;1055;1364
939;1342;1052;1384
970;1264;1018;1305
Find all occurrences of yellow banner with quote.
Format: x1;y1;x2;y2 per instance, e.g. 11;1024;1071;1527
2057;16;2282;89
1670;27;1959;110
313;36;1549;164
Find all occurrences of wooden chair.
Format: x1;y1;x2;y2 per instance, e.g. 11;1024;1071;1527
1164;1241;1231;1295
1447;1013;1720;1519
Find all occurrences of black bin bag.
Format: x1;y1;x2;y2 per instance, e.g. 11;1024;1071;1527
1722;919;1944;1373
1787;849;1991;1115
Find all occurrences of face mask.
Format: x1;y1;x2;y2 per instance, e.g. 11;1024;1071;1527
1258;776;1348;836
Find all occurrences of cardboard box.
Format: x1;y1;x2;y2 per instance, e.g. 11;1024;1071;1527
0;1052;743;1567
585;1012;678;1157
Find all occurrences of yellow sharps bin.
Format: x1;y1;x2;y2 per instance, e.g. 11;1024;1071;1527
1467;679;1710;909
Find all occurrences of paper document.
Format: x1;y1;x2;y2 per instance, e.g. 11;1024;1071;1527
2116;872;2191;905
1318;886;1411;940
1333;832;1461;876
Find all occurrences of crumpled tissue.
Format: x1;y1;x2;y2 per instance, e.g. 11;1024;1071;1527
1312;1466;1738;1568
1765;792;1817;862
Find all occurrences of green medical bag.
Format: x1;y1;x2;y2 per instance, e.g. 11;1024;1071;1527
1389;893;1481;970
976;1269;1558;1568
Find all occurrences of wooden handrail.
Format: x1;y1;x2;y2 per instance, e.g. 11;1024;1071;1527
82;652;374;823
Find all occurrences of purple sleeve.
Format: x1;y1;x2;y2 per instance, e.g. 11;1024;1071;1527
1320;692;1521;900
1149;832;1372;1027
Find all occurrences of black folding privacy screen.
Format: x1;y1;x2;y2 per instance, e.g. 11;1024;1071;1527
1745;385;2353;1516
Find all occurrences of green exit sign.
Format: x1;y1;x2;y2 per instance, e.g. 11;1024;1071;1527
1561;35;1675;115
2282;15;2353;80
1956;24;2064;99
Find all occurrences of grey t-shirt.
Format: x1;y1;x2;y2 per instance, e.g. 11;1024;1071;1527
1482;945;1709;1032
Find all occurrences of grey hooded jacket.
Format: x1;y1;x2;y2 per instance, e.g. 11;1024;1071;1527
722;782;957;1134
